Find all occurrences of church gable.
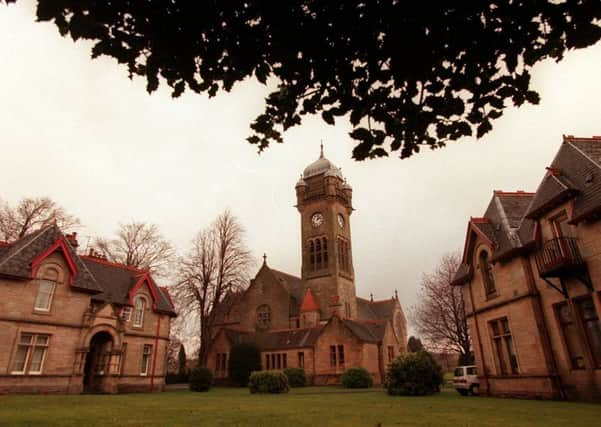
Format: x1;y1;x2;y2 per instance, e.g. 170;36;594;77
234;263;296;332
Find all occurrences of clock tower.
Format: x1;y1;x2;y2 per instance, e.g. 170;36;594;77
295;146;356;319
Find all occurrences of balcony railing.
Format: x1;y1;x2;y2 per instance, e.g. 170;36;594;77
534;237;585;278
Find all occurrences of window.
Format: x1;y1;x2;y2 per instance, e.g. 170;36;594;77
216;353;227;373
489;318;518;375
556;302;586;369
337;238;351;272
12;333;49;374
133;297;146;328
330;345;345;367
277;353;282;369
256;304;271;329
387;346;395;362
298;352;304;368
308;237;329;271
466;367;478;375
479;251;497;297
140;344;152;375
337;345;345;366
576;297;601;368
265;354;270;369
34;280;56;312
329;345;337;367
121;306;132;322
344;302;351;318
265;353;287;369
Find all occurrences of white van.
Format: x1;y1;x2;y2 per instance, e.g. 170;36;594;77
452;365;479;395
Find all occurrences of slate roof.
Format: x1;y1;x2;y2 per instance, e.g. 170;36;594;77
453;136;601;285
224;327;323;350
82;257;176;315
342;319;386;343
0;225;175;315
271;268;304;316
356;297;396;321
0;226;102;292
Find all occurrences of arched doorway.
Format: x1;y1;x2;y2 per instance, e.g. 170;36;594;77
83;331;113;393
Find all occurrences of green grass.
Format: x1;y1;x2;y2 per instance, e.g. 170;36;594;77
0;387;599;427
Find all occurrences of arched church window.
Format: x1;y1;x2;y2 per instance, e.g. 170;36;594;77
322;237;328;267
256;304;271;329
309;240;315;270
479;251;496;297
316;239;322;267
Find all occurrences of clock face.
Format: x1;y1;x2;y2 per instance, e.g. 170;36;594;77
311;212;324;228
337;213;345;229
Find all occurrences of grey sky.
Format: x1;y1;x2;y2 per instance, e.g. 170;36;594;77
2;2;601;321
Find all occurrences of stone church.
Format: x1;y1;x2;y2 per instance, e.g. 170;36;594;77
209;148;407;385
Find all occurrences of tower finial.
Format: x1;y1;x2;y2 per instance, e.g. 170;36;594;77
263;253;267;265
320;140;324;158
395;289;398;300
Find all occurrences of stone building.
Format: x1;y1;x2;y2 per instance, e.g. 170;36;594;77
208;147;407;385
0;225;176;394
452;135;601;401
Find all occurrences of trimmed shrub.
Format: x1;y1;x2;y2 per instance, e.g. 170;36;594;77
228;343;262;386
189;367;213;392
341;367;373;389
283;367;307;387
386;350;443;396
249;370;290;394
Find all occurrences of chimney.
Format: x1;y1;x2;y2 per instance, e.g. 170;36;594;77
66;232;79;249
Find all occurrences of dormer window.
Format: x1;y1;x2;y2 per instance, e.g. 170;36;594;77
121;306;132;322
133;296;146;328
478;251;497;297
34;267;60;312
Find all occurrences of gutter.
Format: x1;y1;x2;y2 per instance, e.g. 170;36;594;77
150;314;161;392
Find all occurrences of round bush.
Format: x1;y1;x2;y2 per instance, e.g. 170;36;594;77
249;370;290;394
386;350;443;396
283;367;307;387
228;343;262;386
189;367;213;392
341;367;373;389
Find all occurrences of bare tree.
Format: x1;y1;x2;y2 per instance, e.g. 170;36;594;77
411;252;473;365
95;221;175;278
171;210;253;367
0;197;80;241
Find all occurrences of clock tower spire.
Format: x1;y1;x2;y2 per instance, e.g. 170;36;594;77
295;146;356;319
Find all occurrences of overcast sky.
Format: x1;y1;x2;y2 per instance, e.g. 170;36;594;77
2;2;601;321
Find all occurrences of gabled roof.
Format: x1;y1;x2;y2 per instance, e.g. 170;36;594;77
82;256;175;315
0;225;175;315
0;225;102;292
454;135;601;286
356;297;397;322
223;326;323;350
342;319;386;343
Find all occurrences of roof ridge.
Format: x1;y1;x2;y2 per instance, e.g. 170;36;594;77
493;190;535;196
81;255;146;273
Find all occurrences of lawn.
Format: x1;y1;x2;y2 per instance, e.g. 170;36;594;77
0;387;599;427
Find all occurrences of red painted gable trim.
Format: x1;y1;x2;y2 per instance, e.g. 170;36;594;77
493;190;535;197
31;237;78;285
0;241;10;247
461;220;494;264
128;272;159;309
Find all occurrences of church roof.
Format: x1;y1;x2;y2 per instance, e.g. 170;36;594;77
224;327;322;350
342;319;386;343
303;146;344;180
356;297;397;321
300;289;319;312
